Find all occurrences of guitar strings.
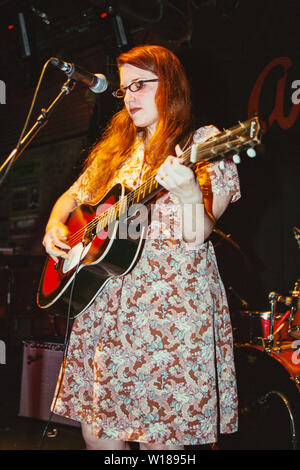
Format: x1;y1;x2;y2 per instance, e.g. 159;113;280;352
65;146;191;247
65;134;219;247
65;124;251;247
65;129;246;247
65;155;187;247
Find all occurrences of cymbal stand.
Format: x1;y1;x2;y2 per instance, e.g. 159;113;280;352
265;292;277;351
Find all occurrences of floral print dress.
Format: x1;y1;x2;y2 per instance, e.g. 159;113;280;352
52;125;240;446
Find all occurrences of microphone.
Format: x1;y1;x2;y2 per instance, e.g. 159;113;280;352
51;58;108;94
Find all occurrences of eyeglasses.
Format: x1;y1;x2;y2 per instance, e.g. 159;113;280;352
112;79;159;99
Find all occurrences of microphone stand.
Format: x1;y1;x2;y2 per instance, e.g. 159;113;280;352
0;78;76;185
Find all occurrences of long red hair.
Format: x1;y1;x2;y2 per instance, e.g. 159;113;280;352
81;44;193;202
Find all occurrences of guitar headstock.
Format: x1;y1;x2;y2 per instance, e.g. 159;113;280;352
191;116;262;167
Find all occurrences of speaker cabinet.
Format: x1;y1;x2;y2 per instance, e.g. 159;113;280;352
19;340;80;427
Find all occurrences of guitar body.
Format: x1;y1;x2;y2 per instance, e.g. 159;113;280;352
37;183;145;318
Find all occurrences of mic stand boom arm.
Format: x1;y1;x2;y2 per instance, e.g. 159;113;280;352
0;78;76;183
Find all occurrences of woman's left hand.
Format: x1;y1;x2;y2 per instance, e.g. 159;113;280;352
155;145;203;204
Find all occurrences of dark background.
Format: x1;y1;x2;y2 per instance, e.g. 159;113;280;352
0;0;299;344
0;0;299;451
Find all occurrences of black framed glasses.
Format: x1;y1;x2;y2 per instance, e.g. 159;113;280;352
112;79;159;99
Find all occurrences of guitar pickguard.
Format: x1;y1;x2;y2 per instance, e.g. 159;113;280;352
61;242;92;274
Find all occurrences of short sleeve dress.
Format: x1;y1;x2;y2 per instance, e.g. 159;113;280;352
51;125;240;446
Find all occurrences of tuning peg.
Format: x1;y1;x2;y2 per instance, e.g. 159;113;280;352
247;148;256;158
219;160;225;170
232;154;241;164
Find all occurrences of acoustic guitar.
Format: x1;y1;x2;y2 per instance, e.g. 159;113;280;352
37;117;261;318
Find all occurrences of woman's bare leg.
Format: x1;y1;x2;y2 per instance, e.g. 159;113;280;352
82;424;183;450
81;423;129;450
139;442;184;450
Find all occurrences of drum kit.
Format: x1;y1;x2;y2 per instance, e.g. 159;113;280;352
226;227;300;450
234;278;300;349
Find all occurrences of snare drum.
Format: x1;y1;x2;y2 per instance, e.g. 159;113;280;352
233;310;286;344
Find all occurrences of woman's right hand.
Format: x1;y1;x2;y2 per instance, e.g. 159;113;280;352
42;221;71;263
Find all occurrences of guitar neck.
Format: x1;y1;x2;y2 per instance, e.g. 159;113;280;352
127;143;203;208
93;117;261;234
126;135;234;207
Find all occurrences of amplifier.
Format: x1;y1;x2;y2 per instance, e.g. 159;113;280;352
19;340;80;427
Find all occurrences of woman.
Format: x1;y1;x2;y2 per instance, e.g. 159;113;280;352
43;44;240;450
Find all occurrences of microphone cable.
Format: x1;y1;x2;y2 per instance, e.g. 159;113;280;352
39;246;85;449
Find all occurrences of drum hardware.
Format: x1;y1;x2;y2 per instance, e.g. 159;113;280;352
234;282;300;349
269;291;294;307
213;228;243;252
267;291;281;346
250;292;282;352
228;285;249;308
271;341;300;353
232;267;300;448
293;226;300;250
263;288;300;351
234;310;286;347
287;279;300;339
263;338;275;353
259;337;274;352
273;309;292;337
212;229;254;273
258;390;298;450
